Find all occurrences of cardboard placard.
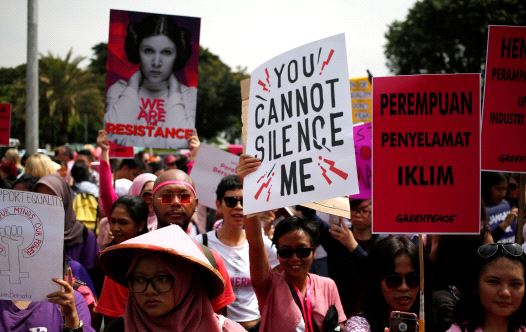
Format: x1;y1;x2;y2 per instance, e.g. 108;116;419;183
191;144;240;209
0;103;11;146
372;74;480;234
244;34;359;214
0;190;64;301
104;9;201;149
482;25;526;173
351;122;372;199
350;77;372;123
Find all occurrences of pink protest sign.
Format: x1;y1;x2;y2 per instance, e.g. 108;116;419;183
351;122;371;199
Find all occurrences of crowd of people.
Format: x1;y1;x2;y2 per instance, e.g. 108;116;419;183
0;136;524;332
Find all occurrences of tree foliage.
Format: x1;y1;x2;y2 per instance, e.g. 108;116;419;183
39;50;104;145
0;44;246;148
385;0;526;75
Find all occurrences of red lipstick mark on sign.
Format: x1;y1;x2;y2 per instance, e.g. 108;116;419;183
319;49;335;75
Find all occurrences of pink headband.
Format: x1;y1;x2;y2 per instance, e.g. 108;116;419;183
152;180;198;197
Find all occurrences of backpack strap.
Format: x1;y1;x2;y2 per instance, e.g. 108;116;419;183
202;233;208;246
198;243;217;270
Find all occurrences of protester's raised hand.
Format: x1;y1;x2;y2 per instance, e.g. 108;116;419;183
47;268;81;330
128;70;142;92
188;130;200;160
236;154;261;182
329;217;358;252
97;130;110;151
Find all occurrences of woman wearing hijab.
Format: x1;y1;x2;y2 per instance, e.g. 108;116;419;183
35;174;99;271
99;224;245;332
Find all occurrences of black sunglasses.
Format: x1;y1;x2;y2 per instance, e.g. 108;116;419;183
477;243;523;259
277;247;314;259
384;273;420;289
223;196;243;208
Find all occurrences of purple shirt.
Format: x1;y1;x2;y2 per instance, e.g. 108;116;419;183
0;291;94;332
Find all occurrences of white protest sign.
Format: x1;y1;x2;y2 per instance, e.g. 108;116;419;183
245;34;359;214
0;189;64;301
192;144;240;209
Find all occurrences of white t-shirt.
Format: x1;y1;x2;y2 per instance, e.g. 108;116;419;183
194;228;279;322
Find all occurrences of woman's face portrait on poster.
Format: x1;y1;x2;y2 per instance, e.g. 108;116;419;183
139;35;177;87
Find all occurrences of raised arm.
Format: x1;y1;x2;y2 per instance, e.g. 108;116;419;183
97;130;118;218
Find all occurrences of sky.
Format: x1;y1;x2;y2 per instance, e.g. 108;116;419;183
0;0;417;77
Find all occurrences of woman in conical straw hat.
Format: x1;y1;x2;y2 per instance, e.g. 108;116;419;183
99;224;245;332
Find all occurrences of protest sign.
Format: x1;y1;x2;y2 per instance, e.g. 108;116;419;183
350;77;372;123
0;103;11;146
482;25;526;173
244;34;359;214
104;9;200;149
109;142;134;159
0;189;64;301
192;144;240;209
351;122;371;199
372;74;480;234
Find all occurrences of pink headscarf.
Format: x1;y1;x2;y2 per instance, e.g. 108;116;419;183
128;173;157;231
124;253;223;332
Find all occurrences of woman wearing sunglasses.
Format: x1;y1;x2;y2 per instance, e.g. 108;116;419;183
245;214;346;331
447;243;526;332
344;236;420;332
99;225;245;332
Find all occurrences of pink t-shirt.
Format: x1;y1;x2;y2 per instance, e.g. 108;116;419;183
255;271;346;331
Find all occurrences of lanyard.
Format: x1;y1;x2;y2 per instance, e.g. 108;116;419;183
294;276;314;332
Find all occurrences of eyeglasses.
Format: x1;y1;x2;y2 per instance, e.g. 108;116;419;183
128;275;174;293
158;192;193;205
351;206;371;215
277;247;314;259
223;196;243;208
141;191;153;201
477;243;523;259
384;273;420;289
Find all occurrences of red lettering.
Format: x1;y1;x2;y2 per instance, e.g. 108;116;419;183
185;129;194;139
105;123;116;134
165;127;176;138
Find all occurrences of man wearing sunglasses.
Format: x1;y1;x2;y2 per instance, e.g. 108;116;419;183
151;169;236;315
195;175;278;331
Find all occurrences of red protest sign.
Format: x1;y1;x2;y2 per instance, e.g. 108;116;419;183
0;103;11;146
108;142;134;159
482;25;526;173
372;74;480;234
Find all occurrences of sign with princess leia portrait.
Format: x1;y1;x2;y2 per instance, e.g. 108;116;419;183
104;9;200;149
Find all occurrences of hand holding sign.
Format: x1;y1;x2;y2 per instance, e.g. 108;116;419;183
236;155;262;183
47;267;81;330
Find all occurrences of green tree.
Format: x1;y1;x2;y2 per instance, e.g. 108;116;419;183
385;0;526;75
39;50;104;145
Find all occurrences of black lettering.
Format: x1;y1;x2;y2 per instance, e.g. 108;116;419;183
329;112;344;147
302;54;315;77
274;64;285;88
299;158;314;192
288;60;298;83
380;94;388;115
297;119;311;153
310;83;323;112
325;78;339;108
281;162;298;195
282;124;293;157
255;104;265;129
255;135;265;161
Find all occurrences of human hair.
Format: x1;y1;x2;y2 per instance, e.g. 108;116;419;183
12;174;40;191
54;145;74;160
453;246;526;331
481;171;507;205
364;236;419;332
24;153;57;177
77;149;94;162
71;160;90;183
272;216;320;248
111;195;149;236
215;175;242;202
4;148;21;165
124;14;192;71
118;157;146;172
